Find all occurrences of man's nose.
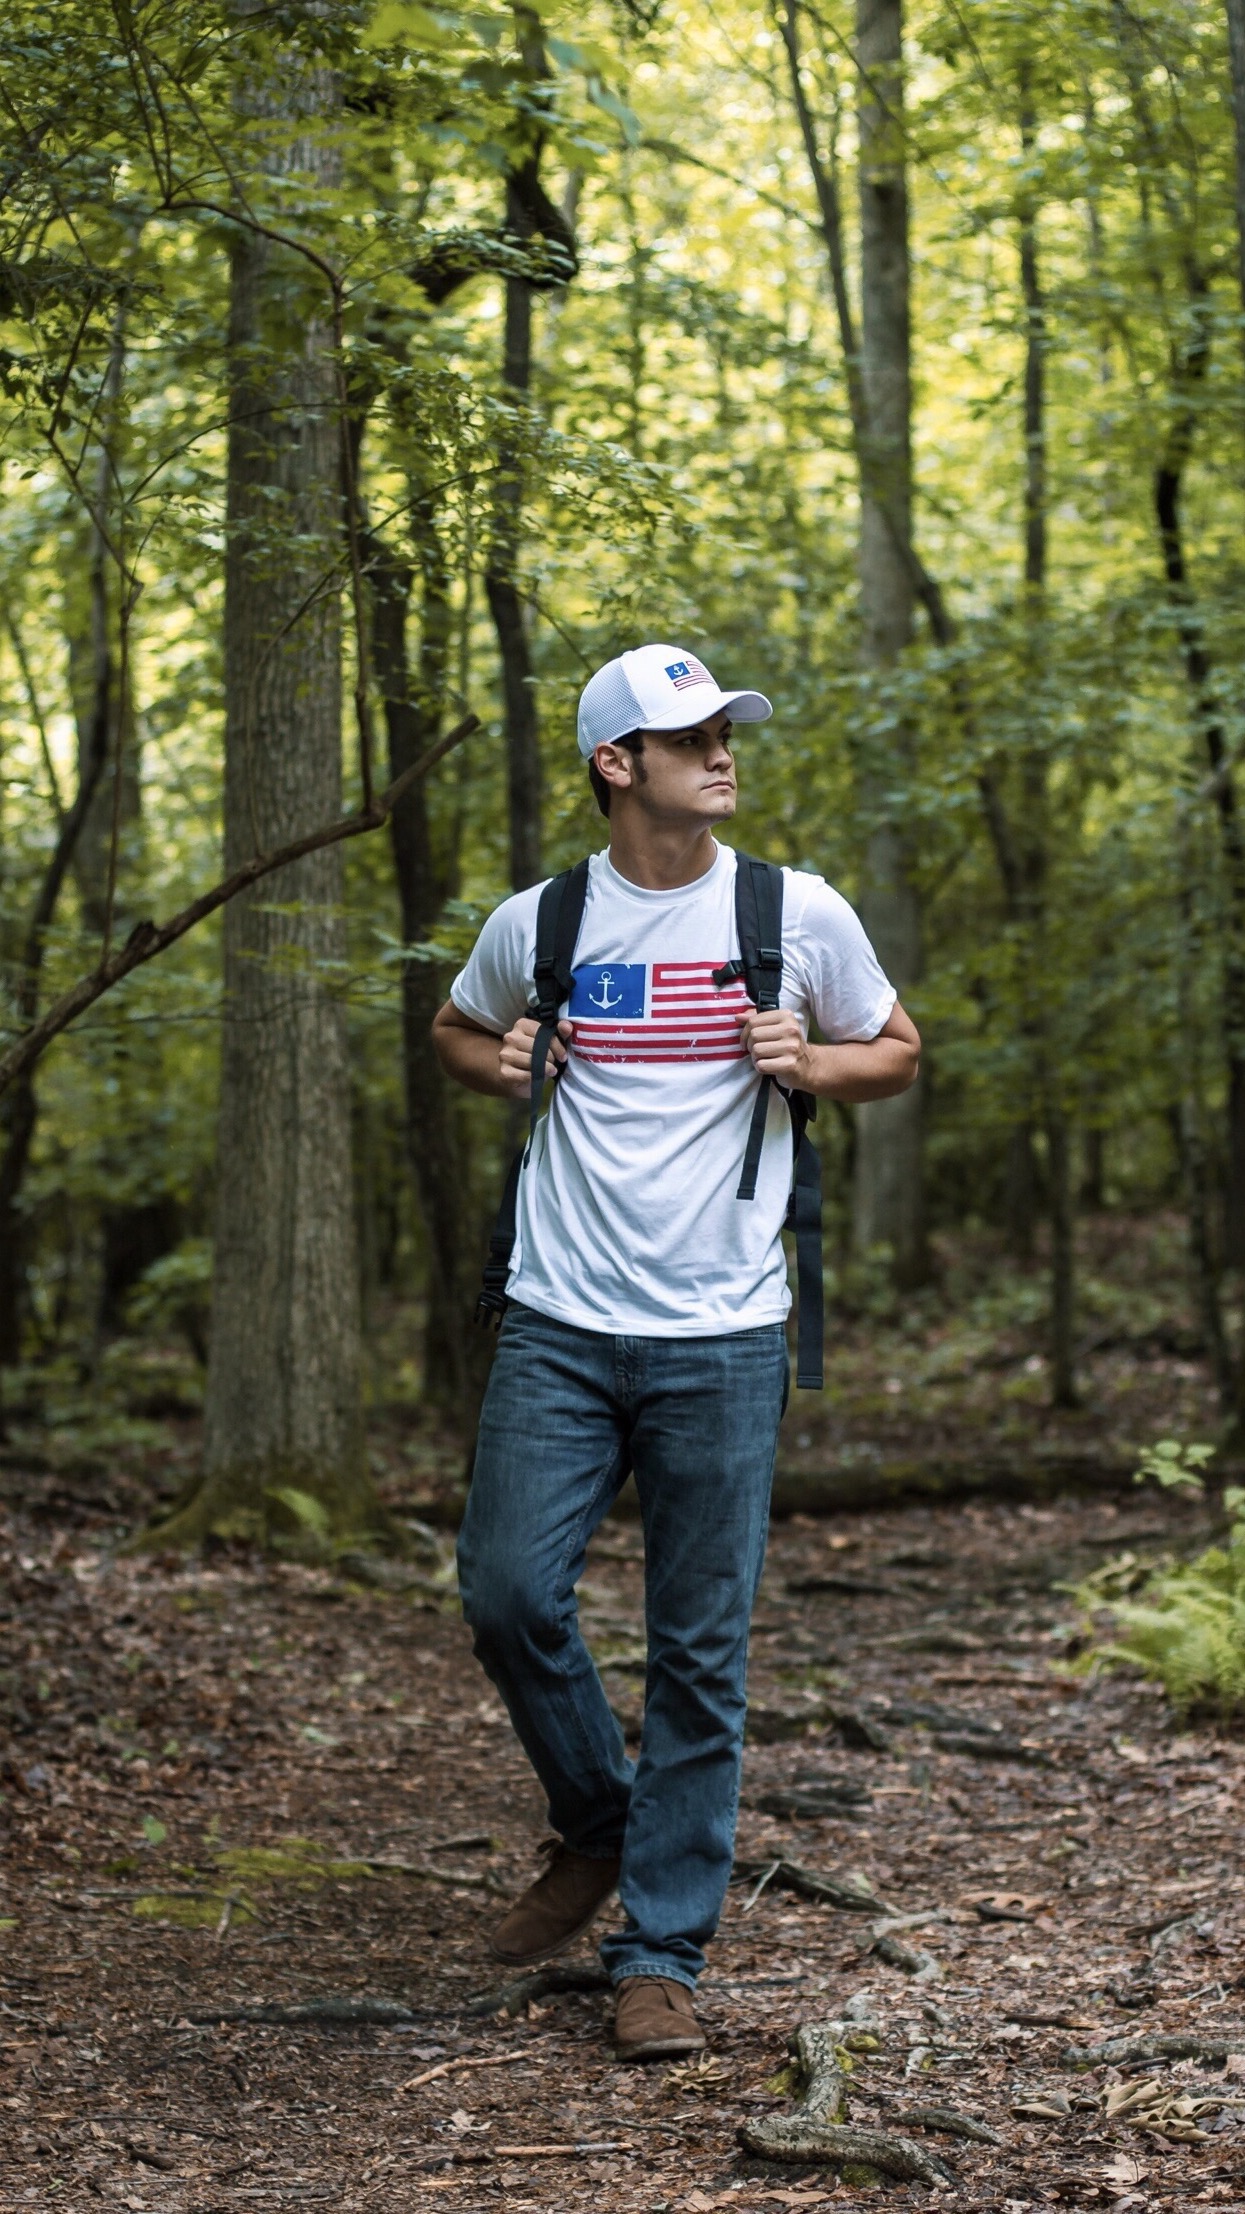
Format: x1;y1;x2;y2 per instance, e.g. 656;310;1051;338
705;736;734;772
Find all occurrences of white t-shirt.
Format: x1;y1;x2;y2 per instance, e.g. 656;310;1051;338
451;840;895;1336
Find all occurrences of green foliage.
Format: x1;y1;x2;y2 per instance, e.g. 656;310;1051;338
1078;1441;1245;1716
2;0;1245;1424
1135;1438;1218;1493
267;1487;332;1541
124;1241;213;1364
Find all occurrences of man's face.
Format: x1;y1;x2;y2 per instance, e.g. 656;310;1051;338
601;710;738;825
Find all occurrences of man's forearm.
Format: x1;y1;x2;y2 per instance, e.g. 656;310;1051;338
801;1037;919;1103
433;1017;507;1097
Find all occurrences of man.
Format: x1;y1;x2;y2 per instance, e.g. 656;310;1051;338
432;644;919;2059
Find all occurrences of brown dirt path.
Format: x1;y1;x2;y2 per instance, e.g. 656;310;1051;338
2;1484;1243;2210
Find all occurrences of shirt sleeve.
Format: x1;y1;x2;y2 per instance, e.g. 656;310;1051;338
786;872;897;1042
449;887;541;1035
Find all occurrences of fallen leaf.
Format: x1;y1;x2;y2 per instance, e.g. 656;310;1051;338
1012;2093;1071;2119
1103;2151;1148;2190
966;1890;1047;1922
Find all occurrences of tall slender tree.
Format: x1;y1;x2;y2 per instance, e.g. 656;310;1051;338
849;0;926;1285
159;34;377;1545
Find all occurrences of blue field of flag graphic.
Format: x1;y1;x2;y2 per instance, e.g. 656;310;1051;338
568;963;647;1020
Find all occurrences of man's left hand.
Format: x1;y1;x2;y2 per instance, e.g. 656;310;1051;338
739;1009;811;1087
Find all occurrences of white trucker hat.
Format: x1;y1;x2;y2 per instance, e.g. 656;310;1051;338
576;643;772;759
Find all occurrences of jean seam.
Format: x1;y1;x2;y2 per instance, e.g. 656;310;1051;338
549;1440;633;1827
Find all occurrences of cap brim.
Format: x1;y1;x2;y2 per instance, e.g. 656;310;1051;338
635;686;772;732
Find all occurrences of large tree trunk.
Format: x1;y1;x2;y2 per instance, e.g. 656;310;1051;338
156;50;376;1548
850;0;926;1286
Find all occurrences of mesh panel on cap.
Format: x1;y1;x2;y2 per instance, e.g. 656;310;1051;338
577;657;642;755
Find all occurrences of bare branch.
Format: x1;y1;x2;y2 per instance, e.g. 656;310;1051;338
0;714;481;1100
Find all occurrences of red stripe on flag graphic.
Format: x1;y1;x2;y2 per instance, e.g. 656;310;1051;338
572;960;752;1064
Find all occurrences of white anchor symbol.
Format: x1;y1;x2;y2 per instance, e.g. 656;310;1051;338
589;969;622;1012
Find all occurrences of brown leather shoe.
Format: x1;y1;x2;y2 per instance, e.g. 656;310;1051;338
489;1837;622;1966
613;1976;706;2061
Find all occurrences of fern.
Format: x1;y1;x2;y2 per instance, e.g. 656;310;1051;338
1078;1452;1245;1717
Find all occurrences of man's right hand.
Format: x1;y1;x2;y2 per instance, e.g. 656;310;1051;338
498;1015;574;1103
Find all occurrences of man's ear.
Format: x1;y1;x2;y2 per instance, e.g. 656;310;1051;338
593;741;637;796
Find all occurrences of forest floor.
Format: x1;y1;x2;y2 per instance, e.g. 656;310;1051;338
2;1465;1244;2212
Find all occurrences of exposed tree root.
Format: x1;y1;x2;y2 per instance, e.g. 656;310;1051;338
890;2104;1002;2145
464;1961;612;2019
738;2021;954;2186
1061;2031;1245;2069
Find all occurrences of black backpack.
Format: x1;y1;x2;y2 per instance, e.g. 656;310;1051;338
475;851;824;1389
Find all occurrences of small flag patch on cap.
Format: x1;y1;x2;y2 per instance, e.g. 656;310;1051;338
665;657;711;690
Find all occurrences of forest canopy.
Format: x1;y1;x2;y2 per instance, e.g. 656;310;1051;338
2;0;1245;1537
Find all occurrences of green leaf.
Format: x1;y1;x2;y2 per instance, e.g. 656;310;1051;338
142;1815;167;1846
586;76;641;148
269;1486;331;1538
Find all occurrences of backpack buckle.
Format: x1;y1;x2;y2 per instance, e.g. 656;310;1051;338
713;958;745;989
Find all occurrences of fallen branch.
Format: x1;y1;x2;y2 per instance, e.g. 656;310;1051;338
186;1996;418;2027
862;1932;940;1978
738;2021;953;2186
934;1731;1052;1768
755;1780;871;1817
0;711;480;1098
733;1858;891;1913
400;2049;529;2093
464;1962;611;2019
1062;2030;1245;2069
451;2140;633;2163
366;1859;509;1895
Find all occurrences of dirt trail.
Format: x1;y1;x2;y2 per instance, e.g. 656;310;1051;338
2;1485;1243;2209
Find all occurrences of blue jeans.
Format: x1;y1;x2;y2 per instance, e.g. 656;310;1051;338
456;1302;788;1991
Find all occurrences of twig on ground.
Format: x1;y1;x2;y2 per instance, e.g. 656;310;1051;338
451;2140;633;2162
400;2049;529;2093
864;1931;941;1978
738;2020;954;2186
741;1859;782;1914
1062;2031;1245;2069
464;1962;612;2019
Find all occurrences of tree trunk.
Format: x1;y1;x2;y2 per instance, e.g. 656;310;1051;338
850;0;926;1287
1152;306;1245;1272
1004;1125;1038;1261
1018;78;1076;1408
485;212;542;891
156;51;376;1548
368;515;488;1416
0;588;112;1383
1226;0;1245;377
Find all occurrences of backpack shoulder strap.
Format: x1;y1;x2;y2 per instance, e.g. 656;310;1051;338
527;856;590;1146
722;852;786;1201
716;849;825;1391
477;858;590;1327
729;850;785;1012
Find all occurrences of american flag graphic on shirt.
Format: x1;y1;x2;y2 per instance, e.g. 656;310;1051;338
569;961;752;1064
